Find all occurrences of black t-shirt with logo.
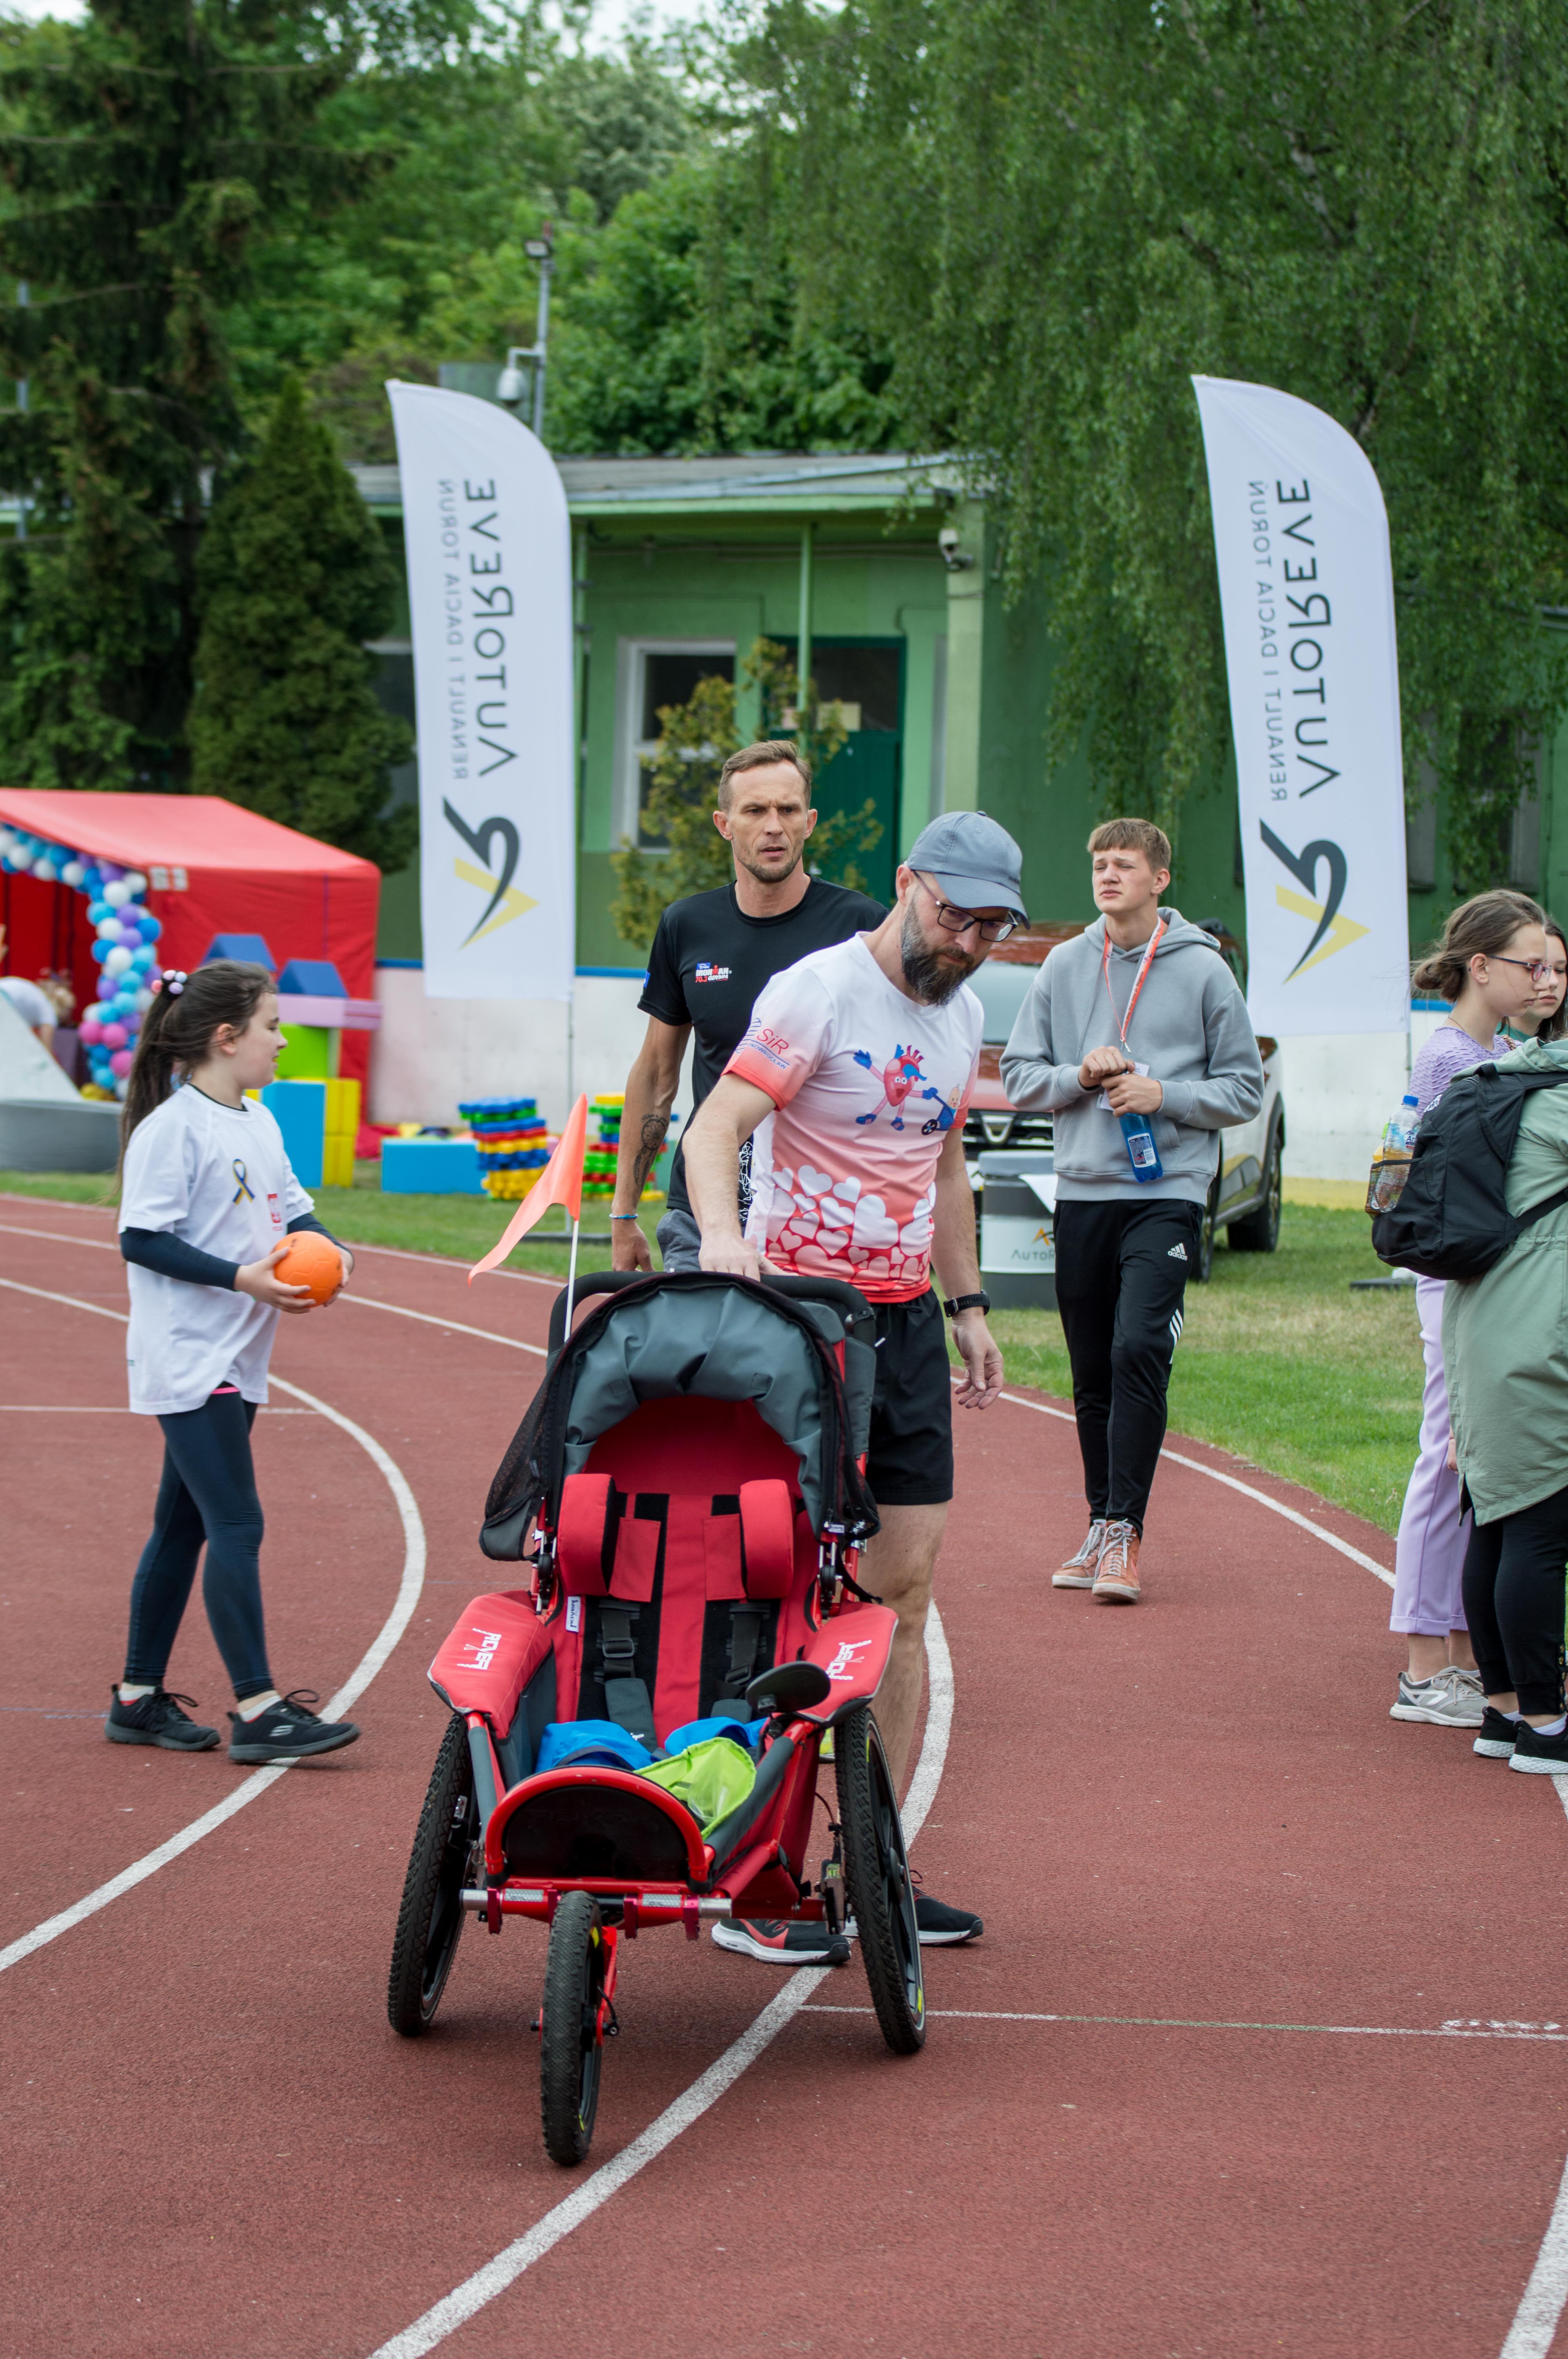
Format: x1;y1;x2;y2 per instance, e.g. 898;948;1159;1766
640;878;887;1218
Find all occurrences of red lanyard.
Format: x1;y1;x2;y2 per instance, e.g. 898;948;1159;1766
1102;918;1166;1049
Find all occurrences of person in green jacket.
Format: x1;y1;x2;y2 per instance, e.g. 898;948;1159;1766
1446;1029;1568;1774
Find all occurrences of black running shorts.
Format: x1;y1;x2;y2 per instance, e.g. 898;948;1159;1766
866;1287;955;1508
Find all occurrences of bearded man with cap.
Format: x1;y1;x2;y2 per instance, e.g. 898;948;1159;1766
684;811;1024;1965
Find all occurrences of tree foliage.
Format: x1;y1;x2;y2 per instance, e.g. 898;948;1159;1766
0;0;390;791
610;637;882;946
724;0;1568;884
189;376;413;861
230;24;695;454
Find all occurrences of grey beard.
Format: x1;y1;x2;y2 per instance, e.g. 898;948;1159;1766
900;907;980;1004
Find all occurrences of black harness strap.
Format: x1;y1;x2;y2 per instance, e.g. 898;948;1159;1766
597;1604;655;1748
716;1602;768;1721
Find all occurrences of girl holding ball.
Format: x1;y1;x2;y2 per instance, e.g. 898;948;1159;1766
107;960;362;1764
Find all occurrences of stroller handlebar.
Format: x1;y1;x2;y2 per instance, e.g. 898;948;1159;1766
547;1267;877;1354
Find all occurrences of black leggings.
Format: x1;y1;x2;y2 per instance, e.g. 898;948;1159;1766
1054;1196;1205;1533
123;1390;273;1701
1461;1485;1568;1717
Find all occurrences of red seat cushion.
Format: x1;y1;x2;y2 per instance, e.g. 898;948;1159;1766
738;1478;795;1599
556;1472;613;1596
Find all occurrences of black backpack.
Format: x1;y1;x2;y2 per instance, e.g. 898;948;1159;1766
1372;1063;1568;1281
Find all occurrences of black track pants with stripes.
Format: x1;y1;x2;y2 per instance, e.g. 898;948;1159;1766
1053;1196;1207;1534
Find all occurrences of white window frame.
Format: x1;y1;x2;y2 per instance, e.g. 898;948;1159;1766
613;637;737;851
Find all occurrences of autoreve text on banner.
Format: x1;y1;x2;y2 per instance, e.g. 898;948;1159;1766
386;382;575;1003
1192;376;1409;1038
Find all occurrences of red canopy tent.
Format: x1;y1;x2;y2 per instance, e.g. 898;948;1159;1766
0;791;380;1088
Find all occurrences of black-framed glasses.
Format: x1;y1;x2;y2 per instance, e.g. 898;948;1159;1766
913;874;1017;944
1492;954;1561;986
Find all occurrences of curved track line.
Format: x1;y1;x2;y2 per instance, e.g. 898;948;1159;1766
0;1275;426;1979
994;1387;1396;1588
989;1378;1568;2353
366;1601;954;2359
343;1296;545;1356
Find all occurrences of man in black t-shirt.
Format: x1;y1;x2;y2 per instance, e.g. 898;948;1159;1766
610;740;884;1270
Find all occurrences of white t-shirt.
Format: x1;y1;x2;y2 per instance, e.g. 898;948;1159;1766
0;975;53;1028
725;934;982;1302
119;1085;313;1415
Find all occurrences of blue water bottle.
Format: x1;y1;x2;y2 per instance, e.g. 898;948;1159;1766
1120;1109;1163;1183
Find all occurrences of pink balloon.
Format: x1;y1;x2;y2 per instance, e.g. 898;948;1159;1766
102;1021;128;1049
109;1049;134;1077
78;1019;103;1045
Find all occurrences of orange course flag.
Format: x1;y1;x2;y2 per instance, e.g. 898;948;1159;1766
468;1092;590;1281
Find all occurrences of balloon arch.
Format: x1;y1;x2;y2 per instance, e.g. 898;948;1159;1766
0;819;162;1096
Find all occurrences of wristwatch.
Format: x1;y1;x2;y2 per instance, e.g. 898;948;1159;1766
942;1291;991;1319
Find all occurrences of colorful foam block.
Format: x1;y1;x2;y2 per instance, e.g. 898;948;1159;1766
381;1138;485;1195
261;1078;326;1189
278;958;348;998
199;933;277;970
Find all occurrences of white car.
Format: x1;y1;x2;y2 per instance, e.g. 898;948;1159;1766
963;920;1284;1281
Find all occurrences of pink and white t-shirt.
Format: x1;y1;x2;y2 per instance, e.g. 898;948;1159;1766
725;934;982;1302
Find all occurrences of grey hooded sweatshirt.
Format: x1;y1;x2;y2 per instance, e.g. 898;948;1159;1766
999;908;1265;1203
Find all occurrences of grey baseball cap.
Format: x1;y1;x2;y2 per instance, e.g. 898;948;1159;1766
904;810;1028;923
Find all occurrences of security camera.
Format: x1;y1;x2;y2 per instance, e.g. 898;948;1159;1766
938;525;974;573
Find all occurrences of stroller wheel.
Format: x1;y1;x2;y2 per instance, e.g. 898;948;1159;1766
387;1715;477;2037
835;1703;926;2055
540;1891;609;2166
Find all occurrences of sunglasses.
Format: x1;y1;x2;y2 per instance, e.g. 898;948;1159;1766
913;874;1017;944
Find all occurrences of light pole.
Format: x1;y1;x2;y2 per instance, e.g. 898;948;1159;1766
496;224;554;438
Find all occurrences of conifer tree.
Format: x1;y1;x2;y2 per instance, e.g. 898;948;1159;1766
0;0;380;790
189;377;413;865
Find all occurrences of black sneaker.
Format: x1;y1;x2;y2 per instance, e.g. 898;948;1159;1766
711;1917;852;1966
1474;1706;1519;1760
105;1687;220;1752
1508;1721;1568;1776
227;1690;361;1765
915;1894;984;1947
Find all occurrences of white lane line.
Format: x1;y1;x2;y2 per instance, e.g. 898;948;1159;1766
0;1276;426;1978
803;2007;1568;2043
989;1377;1568;2353
339;1238;562;1289
365;1600;953;2359
0;1218;554;1351
342;1295;545;1357
1503;1782;1568;2357
0;1403;316;1413
0;1213;565;1289
993;1386;1396;1588
0;1218;116;1249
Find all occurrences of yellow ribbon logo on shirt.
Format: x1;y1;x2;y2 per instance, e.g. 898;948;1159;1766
232;1158;256;1203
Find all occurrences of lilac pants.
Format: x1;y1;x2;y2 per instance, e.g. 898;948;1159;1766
1390;1274;1470;1637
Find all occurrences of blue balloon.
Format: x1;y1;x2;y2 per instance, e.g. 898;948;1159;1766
87;900;111;924
138;914;162;943
90;939;111;963
130;948;154;972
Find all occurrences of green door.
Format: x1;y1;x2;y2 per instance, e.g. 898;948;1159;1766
792;637;904;905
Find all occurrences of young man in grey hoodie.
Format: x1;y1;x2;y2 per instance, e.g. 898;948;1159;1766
1000;819;1263;1602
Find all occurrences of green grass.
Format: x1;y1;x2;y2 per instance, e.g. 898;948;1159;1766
978;1205;1423;1536
1;1172;1421;1534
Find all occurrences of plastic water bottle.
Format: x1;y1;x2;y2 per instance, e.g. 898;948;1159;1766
1367;1093;1420;1213
1120;1109;1163;1183
1381;1092;1420;1156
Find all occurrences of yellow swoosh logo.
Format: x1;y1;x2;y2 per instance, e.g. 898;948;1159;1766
1276;884;1370;976
454;857;538;943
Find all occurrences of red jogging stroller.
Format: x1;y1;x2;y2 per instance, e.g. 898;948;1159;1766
386;1269;926;2166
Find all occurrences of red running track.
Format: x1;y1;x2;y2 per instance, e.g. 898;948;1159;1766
3;1197;1568;2359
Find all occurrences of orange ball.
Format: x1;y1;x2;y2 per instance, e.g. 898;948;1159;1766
275;1231;344;1304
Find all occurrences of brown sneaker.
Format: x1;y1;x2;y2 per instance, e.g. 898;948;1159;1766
1091;1521;1141;1603
1052;1520;1107;1588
